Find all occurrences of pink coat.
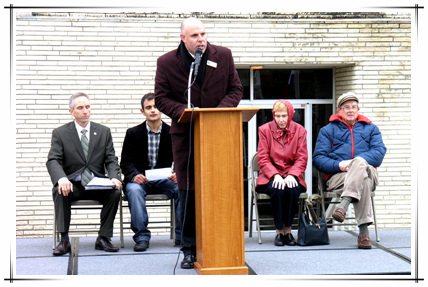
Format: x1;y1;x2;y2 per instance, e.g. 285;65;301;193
256;104;308;190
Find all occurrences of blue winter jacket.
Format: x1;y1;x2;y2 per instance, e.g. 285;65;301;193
313;114;386;179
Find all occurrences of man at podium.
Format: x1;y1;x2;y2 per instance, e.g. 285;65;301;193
155;17;243;269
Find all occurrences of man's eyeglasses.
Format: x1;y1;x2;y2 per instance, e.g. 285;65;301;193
341;105;358;111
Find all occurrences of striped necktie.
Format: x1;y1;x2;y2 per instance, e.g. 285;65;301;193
80;129;92;186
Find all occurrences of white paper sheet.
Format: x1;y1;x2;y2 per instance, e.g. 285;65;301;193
145;168;172;181
87;177;115;186
85;177;115;190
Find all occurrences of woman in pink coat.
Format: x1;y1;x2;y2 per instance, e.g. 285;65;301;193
256;100;308;246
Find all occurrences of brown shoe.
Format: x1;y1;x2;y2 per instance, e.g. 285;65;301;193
358;235;372;249
95;236;119;252
332;207;346;223
53;240;71;256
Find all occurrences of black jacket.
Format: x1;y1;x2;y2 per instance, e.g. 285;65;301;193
120;121;174;186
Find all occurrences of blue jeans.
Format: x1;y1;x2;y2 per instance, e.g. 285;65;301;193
125;179;181;243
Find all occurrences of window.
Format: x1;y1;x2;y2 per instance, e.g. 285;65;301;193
237;69;333;100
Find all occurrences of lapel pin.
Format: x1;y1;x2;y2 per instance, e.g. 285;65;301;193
94;132;97;135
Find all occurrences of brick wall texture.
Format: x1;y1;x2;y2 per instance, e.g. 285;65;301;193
15;12;411;238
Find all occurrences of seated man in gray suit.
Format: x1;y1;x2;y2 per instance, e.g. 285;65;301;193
120;93;181;252
47;92;122;256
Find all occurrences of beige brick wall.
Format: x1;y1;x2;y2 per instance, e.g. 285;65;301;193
15;12;411;238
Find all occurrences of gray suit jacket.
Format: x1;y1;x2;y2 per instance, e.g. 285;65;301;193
46;121;121;188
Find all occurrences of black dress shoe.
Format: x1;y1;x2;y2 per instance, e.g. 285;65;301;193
284;233;296;246
53;240;71;256
180;254;196;269
134;240;149;252
95;236;119;252
274;234;286;246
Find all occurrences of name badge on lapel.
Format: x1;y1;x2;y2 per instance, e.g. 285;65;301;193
207;60;217;68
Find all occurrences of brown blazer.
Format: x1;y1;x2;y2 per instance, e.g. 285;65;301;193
155;42;243;190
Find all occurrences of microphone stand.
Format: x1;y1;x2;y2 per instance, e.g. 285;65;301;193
187;62;196;109
176;59;196;275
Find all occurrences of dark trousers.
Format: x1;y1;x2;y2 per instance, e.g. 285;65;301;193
52;181;121;238
260;180;304;230
179;189;196;256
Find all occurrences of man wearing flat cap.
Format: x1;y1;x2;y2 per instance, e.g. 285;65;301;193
313;92;386;249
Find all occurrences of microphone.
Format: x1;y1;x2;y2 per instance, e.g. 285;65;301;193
193;48;203;77
187;48;203;109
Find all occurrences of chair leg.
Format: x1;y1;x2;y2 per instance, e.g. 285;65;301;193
254;196;262;244
120;198;124;248
297;197;304;227
372;196;380;242
249;195;254;238
171;199;176;241
321;196;327;217
53;211;57;250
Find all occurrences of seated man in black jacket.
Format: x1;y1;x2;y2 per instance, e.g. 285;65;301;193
120;93;181;252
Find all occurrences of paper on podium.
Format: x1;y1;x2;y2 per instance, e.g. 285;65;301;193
85;177;115;190
145;168;172;181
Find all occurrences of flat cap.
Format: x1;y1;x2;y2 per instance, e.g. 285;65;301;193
337;92;359;108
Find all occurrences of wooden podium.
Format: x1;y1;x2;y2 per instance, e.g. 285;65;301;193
178;107;259;275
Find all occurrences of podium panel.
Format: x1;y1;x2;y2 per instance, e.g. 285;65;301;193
179;108;258;275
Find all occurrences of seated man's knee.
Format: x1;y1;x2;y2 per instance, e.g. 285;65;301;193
172;186;180;198
353;157;368;164
102;187;121;203
112;188;121;200
350;157;369;169
126;183;145;198
158;179;178;199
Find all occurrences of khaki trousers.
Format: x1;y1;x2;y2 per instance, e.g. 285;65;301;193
326;157;378;226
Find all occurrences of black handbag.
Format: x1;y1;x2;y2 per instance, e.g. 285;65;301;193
297;195;330;246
